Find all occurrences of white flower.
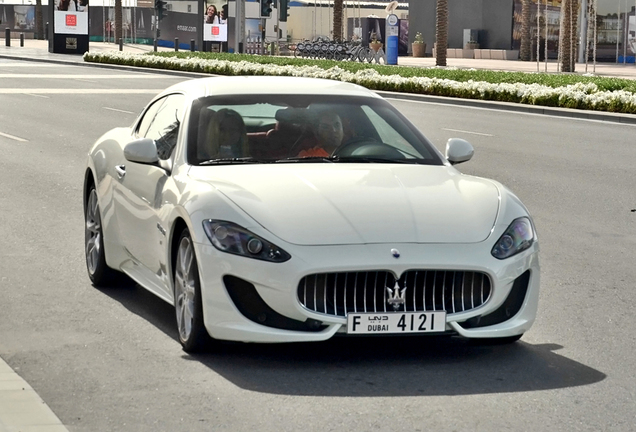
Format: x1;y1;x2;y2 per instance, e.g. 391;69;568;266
82;52;636;113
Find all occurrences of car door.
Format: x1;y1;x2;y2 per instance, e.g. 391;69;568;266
113;93;186;293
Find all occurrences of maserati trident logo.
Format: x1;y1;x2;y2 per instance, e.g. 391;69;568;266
386;282;406;310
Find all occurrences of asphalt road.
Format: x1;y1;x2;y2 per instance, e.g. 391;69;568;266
0;60;635;432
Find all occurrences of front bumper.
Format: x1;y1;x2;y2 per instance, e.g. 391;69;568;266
194;240;540;343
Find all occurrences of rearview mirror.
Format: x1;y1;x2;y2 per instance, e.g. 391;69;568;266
445;138;474;165
124;138;159;165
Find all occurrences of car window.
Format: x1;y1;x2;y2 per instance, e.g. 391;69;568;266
143;94;186;160
136;98;163;138
361;106;423;157
187;95;443;166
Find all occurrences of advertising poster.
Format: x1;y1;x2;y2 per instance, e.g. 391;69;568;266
203;23;228;42
54;0;88;34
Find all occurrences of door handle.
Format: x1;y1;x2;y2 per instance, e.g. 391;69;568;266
115;165;126;179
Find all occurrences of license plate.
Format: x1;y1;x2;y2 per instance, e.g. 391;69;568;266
347;311;446;334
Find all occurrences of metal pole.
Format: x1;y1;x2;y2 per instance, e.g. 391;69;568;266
593;0;597;72
5;28;9;47
175;37;179;51
154;6;158;52
119;37;123;50
20;33;24;47
616;0;620;63
623;1;627;63
191;39;195;51
234;0;243;53
579;0;587;63
544;0;548;71
536;0;540;70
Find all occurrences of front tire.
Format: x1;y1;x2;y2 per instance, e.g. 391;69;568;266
174;229;212;352
85;186;119;286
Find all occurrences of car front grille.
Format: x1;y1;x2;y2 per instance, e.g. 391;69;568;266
298;270;491;318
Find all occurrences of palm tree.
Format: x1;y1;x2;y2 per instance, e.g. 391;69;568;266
333;0;343;42
520;0;531;61
35;0;44;40
560;0;580;72
435;0;448;66
115;0;123;44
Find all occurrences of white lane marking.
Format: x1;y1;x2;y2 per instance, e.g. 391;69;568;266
0;74;168;79
24;93;50;99
0;131;28;142
442;128;493;137
0;89;163;94
74;78;99;84
104;106;135;114
0;63;68;67
0;356;70;431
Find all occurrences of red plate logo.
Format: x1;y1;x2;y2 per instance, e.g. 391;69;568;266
66;15;77;26
211;26;219;36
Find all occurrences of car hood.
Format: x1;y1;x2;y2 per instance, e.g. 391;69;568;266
189;164;500;246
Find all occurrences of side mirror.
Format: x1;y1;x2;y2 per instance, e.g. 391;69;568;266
445;138;474;165
124;138;159;165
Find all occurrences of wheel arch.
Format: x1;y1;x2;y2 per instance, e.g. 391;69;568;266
83;168;96;212
169;217;189;290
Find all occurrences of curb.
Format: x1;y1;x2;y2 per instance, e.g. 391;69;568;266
3;51;636;124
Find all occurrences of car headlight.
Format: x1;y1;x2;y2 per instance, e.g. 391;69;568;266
491;217;535;260
202;220;291;263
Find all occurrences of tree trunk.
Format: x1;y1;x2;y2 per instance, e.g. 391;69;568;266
35;0;45;40
333;0;343;42
520;0;531;61
560;0;579;72
115;0;123;44
435;0;448;66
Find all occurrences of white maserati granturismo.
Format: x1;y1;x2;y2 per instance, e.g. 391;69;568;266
84;76;540;352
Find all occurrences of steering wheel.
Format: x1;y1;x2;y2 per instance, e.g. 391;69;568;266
333;137;405;159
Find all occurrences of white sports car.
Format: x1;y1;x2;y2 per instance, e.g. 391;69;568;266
84;76;540;352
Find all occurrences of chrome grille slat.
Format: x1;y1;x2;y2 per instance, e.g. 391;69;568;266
298;270;491;318
451;272;455;313
333;273;338;316
323;274;327;314
432;272;437;311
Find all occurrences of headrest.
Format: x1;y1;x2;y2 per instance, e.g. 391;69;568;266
275;107;310;124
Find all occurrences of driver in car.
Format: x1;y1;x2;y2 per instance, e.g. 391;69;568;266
298;111;344;157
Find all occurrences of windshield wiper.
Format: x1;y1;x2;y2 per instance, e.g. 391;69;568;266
275;156;338;163
334;157;420;164
200;157;268;165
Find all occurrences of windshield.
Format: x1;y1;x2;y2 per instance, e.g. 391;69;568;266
187;95;443;166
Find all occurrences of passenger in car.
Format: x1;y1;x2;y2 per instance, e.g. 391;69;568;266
297;111;344;157
203;108;249;159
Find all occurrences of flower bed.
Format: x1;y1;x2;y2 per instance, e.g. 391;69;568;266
83;51;636;114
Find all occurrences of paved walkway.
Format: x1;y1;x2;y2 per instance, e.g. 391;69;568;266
0;357;68;432
2;38;636;80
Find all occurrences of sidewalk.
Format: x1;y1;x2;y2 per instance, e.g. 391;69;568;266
2;38;636;80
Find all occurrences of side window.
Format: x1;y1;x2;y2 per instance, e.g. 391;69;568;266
143;94;186;160
136;99;164;138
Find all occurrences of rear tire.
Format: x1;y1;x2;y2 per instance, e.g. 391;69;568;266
85;186;119;286
174;228;213;353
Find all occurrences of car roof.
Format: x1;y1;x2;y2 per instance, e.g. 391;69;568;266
161;76;382;99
